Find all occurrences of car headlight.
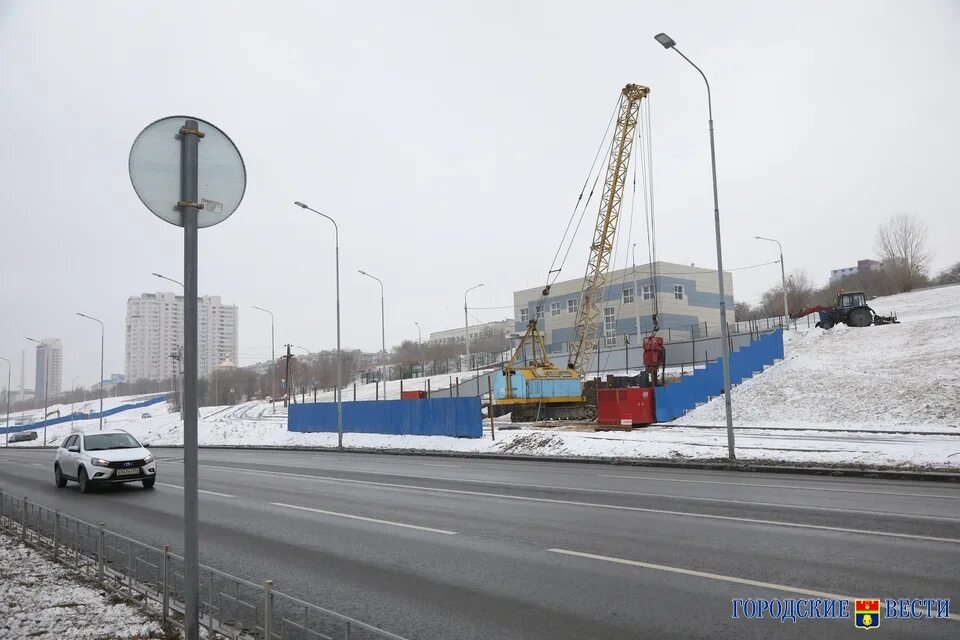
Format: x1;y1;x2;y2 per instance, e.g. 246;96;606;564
90;458;110;467
143;454;154;464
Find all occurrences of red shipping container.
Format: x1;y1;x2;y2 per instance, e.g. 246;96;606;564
401;390;428;400
597;387;655;427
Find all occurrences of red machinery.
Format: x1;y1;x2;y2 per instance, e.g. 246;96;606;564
597;387;655;428
400;390;428;400
643;336;665;386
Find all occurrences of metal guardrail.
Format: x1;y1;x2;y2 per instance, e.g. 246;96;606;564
0;489;409;640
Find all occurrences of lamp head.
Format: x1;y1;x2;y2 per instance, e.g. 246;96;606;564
294;201;308;209
654;33;676;49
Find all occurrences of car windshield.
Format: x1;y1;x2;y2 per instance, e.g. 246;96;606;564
84;433;141;451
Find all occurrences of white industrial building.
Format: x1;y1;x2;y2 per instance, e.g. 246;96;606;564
513;261;734;354
428;319;513;345
125;292;238;382
829;258;883;283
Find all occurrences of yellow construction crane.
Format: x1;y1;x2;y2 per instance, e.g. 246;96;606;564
568;83;650;373
493;83;650;422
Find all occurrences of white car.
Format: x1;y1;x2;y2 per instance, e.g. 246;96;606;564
55;430;157;493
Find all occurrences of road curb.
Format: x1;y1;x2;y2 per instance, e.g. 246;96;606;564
8;444;958;482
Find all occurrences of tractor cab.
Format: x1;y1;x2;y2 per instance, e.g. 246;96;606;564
837;291;867;310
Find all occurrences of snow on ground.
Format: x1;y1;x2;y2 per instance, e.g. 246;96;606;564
0;535;164;640
7;289;959;470
14;396;956;470
675;284;960;432
7;393;165;425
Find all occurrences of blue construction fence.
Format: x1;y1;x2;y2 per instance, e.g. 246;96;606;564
655;329;784;423
0;394;171;435
288;397;482;438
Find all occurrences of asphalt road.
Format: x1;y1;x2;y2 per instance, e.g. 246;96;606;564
1;447;958;639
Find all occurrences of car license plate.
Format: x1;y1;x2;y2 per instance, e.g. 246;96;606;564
115;468;139;476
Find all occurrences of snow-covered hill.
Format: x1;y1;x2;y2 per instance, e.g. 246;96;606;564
674;284;960;430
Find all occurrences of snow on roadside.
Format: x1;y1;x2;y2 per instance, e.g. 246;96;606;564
0;534;165;640
7;287;958;470
674;284;960;431
10;396;959;469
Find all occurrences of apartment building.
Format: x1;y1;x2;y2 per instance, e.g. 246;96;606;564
125;292;238;382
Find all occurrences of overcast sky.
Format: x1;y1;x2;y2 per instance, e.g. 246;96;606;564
1;0;957;389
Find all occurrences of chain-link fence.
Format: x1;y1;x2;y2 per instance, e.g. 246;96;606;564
0;489;409;640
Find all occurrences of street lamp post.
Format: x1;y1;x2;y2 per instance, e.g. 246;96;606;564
0;356;10;446
26;338;50;446
655;32;736;460
294;201;343;449
152;273;184;393
358;270;387;385
252;306;277;412
76;313;105;430
464;283;484;373
755;236;789;328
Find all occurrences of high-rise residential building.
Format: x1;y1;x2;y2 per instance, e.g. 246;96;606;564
125;292;238;382
34;338;63;399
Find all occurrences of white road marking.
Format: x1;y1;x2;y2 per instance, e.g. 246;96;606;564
271;502;457;535
422;463;462;468
548;548;960;622
193;464;960;544
156;482;236;498
600;474;960;500
166;460;958;522
29;463;43;468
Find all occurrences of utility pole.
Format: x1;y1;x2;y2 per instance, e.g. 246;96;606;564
252;306;276;412
464;283;484;373
0;356;10;446
282;344;293;408
169;349;182;415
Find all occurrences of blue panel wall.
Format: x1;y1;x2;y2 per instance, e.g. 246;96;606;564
1;394;171;435
654;329;784;422
288;397;482;438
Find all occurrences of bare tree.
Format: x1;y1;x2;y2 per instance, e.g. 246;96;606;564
934;262;960;286
758;269;816;316
734;301;758;322
875;214;932;292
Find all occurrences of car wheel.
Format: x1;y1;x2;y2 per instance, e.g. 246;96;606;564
142;477;156;489
78;467;91;494
54;464;68;488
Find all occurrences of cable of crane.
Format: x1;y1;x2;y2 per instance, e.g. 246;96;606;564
544;95;622;291
640;97;659;332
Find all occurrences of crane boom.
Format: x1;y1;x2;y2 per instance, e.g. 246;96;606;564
567;83;650;373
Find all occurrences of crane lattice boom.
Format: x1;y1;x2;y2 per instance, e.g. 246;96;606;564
568;83;649;373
